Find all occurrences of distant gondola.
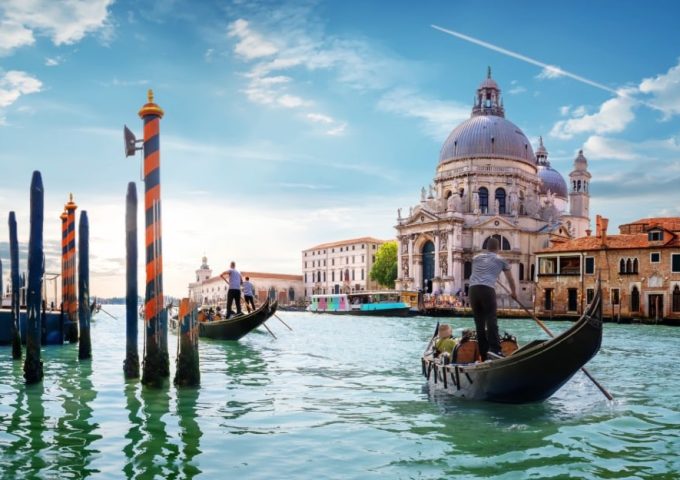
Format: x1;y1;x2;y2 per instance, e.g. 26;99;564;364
198;299;278;341
422;285;603;403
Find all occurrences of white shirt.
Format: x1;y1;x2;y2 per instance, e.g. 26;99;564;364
469;252;510;288
227;268;242;289
242;281;254;296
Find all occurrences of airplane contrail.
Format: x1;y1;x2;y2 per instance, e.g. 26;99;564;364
431;24;624;98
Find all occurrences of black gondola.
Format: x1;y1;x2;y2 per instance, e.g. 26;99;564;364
198;299;278;341
422;285;603;403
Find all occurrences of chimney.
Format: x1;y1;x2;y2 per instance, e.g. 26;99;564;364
585;229;592;237
595;215;602;237
600;217;609;245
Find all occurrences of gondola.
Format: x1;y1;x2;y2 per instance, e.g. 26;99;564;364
198;299;278;341
422;285;603;403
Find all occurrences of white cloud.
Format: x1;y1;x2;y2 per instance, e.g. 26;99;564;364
377;88;469;140
277;94;309;108
508;85;526;95
582;135;640;161
227;18;278;60
0;70;42;108
44;56;60;66
549;88;636;139
0;20;34;55
0;0;114;54
536;65;565;80
326;122;346;136
306;113;334;124
639;60;680;119
559;105;571;116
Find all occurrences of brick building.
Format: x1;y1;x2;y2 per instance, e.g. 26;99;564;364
188;256;303;306
535;216;680;322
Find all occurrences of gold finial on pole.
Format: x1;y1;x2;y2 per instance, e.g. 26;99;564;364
139;88;164;119
147;89;154;103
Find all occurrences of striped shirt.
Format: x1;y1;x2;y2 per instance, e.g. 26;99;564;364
242;281;254;296
469;252;510;288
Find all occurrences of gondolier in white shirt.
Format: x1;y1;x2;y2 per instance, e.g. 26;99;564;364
469;237;517;361
222;261;243;318
242;276;256;313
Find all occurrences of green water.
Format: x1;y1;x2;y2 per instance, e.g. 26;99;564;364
1;307;679;479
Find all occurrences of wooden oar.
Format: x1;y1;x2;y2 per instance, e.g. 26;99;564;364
99;306;117;320
261;320;277;339
497;282;613;401
423;321;440;355
274;313;293;331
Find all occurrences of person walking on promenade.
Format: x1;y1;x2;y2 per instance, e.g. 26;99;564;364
242;276;256;313
469;237;517;361
221;261;243;318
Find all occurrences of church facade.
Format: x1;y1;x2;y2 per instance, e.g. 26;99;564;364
395;69;592;305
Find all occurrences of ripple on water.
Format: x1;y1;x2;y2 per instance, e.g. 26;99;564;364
1;311;679;479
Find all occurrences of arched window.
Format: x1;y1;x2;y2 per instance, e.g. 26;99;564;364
478;187;488;213
289;287;295;301
344;269;350;282
626;258;632;274
631;286;640;312
519;263;525;281
495;188;506;214
445;190;452;199
464;261;472;280
577;180;581;191
633;258;639;274
673;286;680;312
620;259;626;274
482;234;511;251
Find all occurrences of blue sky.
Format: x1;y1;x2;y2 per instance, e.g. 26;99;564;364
2;0;680;297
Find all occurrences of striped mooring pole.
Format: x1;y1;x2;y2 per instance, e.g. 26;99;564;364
24;171;44;384
139;89;169;386
174;298;200;387
8;212;22;359
78;211;92;360
123;182;139;378
60;209;67;339
64;194;79;343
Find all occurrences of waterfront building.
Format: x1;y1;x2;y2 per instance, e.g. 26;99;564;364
395;69;592;305
302;237;386;298
535;216;680;322
188;256;303;306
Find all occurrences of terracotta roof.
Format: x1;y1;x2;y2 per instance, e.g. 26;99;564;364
621;217;680;232
305;237;386;251
537;232;680;253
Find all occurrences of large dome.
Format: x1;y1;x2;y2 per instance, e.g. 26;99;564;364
439;115;536;166
538;165;568;198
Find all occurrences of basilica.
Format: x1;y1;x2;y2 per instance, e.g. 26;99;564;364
395;69;592;305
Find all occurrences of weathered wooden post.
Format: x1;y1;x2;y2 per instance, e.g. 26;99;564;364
139;89;169;386
78;211;92;360
64;195;79;343
8;212;22;359
174;298;200;387
124;182;140;378
24;171;44;384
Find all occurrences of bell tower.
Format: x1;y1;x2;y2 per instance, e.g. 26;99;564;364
196;255;212;283
472;66;505;118
569;150;591;219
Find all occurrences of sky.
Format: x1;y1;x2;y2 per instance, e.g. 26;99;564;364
2;0;680;298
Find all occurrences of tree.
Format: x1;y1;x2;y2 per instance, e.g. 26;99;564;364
370;241;398;289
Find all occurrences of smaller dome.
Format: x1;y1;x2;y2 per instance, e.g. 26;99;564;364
538;165;568;198
478;77;500;90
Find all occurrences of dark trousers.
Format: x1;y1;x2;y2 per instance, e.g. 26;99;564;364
227;289;242;317
469;284;500;360
244;295;255;312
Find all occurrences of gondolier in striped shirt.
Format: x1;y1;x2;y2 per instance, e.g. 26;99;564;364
469;237;517;361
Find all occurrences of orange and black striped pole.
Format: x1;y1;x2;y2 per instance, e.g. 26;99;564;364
60;209;68;339
64;194;79;343
139;89;169;386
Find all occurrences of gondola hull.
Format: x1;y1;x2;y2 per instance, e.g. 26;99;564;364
310;307;411;317
199;300;278;341
422;289;603;403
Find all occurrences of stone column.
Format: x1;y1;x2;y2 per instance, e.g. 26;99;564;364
397;236;403;279
408;236;414;279
434;233;440;278
447;230;454;277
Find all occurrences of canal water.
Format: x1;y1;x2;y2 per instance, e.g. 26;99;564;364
1;307;679;479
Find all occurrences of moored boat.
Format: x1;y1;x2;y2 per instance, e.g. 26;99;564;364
308;291;410;317
198;299;278;341
422;285;603;403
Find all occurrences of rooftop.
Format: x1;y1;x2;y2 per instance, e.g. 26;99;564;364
304;237;387;251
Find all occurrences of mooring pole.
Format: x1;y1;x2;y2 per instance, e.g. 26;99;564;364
124;182;140;378
64;195;79;343
8;212;22;359
78;211;92;360
174;298;200;387
139;89;169;386
60;210;67;339
24;171;44;384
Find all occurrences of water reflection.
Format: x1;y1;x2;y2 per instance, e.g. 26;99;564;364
177;387;202;478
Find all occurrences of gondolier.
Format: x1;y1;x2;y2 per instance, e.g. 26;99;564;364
222;261;243;319
469;237;517;361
